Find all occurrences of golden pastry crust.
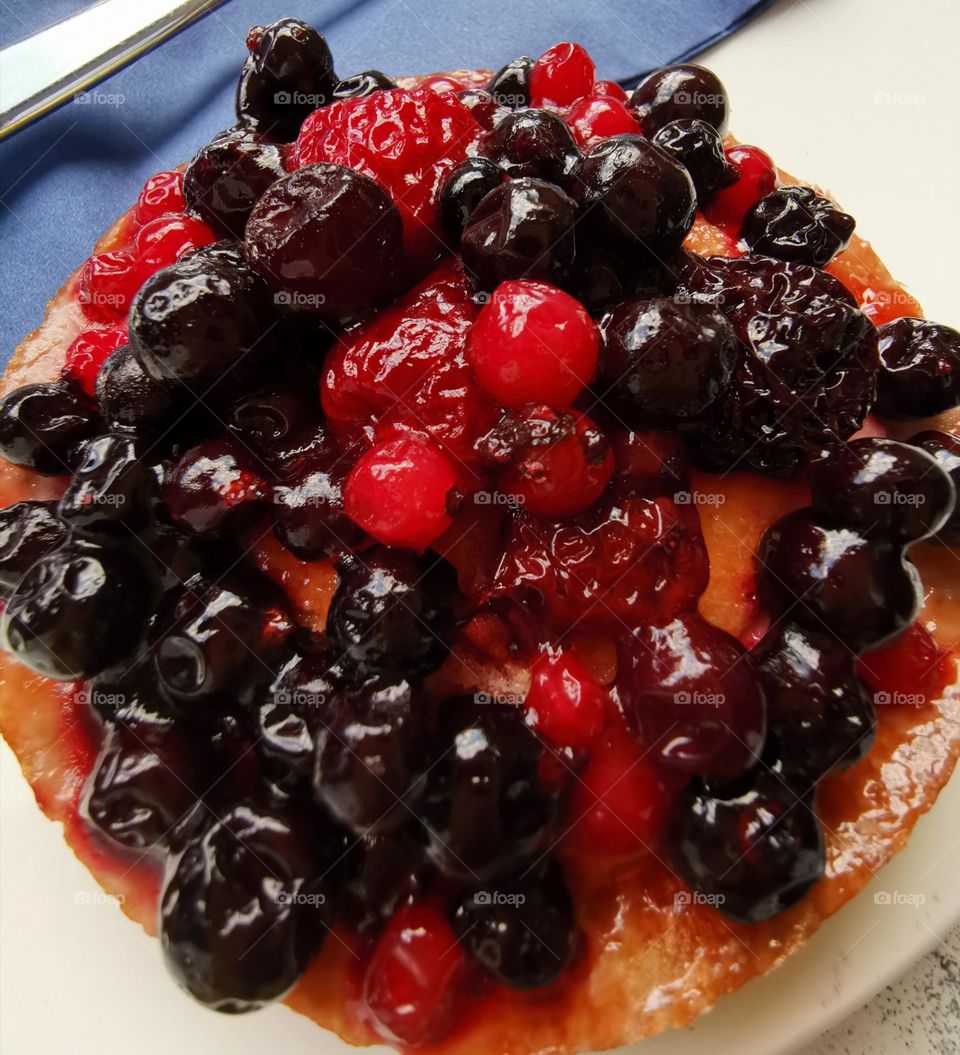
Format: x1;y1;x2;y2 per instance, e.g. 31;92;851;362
1;74;958;1055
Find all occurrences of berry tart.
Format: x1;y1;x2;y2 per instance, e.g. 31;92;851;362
2;20;959;1055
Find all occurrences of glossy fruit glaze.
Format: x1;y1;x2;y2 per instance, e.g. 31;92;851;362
0;53;959;1055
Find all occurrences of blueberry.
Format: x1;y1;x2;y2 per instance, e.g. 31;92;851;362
478;109;581;183
184;127;284;239
0;501;68;596
460;177;577;291
341;828;427;934
235;19;337;142
909;430;960;545
741;186;855;268
332;70;396;100
598;297;738;424
95;343;180;433
58;433;155;531
486;56;534;108
875;318;960;419
570;135;696;259
629;64;728;135
1;538;152;679
439;158;503;239
163;439;269;535
0;381;99;474
652;119;737;199
810;438;955;544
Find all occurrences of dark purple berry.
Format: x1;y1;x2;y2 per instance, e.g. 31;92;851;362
753;623;876;786
486;56;533;108
652;119;737;199
570;135;696;259
0;501;68;596
741;185;855;268
678;254;877;475
0;381;98;475
875;318;960;419
225;374;319;465
245;164;403;325
163;439;269;535
332;70;396;100
460;178;577;291
58;433;155;531
597;296;738;424
670;770;824;924
235;18;337;142
909;430;960;545
420;698;557;882
439;158;503;239
326;548;451;675
478;109;581;183
95;343;180;433
630;64;728;135
810;438;955;544
756;508;920;652
452;858;577;989
456;88;507;131
129;242;273;390
314;671;426;835
160;800;334;1011
184;127;284;239
341;828;427;935
1;538;152;679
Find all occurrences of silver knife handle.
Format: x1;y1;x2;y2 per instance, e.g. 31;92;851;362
0;0;227;140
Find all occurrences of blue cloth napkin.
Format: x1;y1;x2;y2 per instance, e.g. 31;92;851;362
0;0;775;361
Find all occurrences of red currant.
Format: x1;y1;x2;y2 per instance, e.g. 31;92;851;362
493;407;613;517
591;80;629;103
134;214;216;272
362;903;465;1046
134;170;186;225
524;648;606;749
62;326;127;396
345;434;459;550
565;95;641;148
704;144;777;231
77;251;143;322
566;726;671;856
467;280;599;408
530;42;596;108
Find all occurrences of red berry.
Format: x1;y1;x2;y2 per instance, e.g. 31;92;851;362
565;95;641;148
362;904;465;1046
78;251;143;321
292;88;481;263
530;42;596;108
704;144;777;230
63;326;127;396
524;648;606;749
567;726;671;856
486;406;613;517
134;214;216;272
345;434;459;550
466;280;599;407
858;621;949;704
591;80;629;103
134;170;186;225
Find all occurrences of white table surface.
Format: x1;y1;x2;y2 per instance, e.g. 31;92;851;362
2;0;959;1053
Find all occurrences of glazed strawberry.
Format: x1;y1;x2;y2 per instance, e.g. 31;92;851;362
567;725;672;856
134;170;186;225
362;903;466;1046
292;88;481;262
466;280;599;407
704;144;778;230
529;42;595;108
524;648;606;750
63;326;127;396
565;95;641;148
344;434;459;550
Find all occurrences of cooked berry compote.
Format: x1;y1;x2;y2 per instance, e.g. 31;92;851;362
0;19;957;1050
